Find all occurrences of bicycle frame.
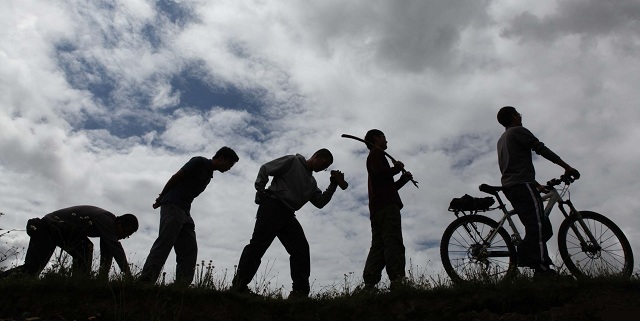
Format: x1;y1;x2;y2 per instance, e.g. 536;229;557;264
493;189;560;246
484;184;601;256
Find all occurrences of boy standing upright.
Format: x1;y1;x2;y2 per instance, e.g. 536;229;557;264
361;129;413;290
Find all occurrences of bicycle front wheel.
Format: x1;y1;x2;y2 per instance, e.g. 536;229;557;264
440;215;517;283
558;211;634;278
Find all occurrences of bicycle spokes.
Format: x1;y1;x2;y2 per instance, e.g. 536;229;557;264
441;215;518;283
559;212;634;278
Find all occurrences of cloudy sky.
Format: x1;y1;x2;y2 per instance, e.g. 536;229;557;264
2;0;639;293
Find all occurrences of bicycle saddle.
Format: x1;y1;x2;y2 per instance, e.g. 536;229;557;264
479;184;502;195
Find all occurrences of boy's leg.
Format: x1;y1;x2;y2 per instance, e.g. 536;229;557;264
18;222;57;276
174;216;197;284
504;183;552;268
232;198;282;290
380;204;406;282
66;237;94;276
363;211;386;287
279;216;310;296
139;203;186;283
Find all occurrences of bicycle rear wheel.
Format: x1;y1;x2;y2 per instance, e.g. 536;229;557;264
558;211;634;278
440;215;517;283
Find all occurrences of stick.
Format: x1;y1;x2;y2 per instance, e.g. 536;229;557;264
341;134;419;188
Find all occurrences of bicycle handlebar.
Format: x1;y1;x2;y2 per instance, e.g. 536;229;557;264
546;175;578;188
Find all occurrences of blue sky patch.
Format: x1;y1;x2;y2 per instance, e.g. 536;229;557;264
170;69;264;113
156;0;196;26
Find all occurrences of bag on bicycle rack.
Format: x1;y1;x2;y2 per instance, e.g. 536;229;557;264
448;194;495;212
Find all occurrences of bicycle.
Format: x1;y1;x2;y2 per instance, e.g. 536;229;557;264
440;175;634;283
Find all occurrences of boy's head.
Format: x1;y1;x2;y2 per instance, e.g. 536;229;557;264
497;106;521;127
116;213;139;239
213;146;239;172
309;148;333;172
213;146;240;162
365;129;386;150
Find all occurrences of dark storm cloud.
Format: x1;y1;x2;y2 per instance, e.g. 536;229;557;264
372;0;492;72
502;0;640;43
293;0;494;72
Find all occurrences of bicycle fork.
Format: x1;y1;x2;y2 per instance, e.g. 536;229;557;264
547;190;602;254
558;201;603;253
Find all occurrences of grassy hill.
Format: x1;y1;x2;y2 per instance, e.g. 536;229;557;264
1;273;639;321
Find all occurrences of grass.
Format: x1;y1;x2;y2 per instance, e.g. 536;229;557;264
1;263;639;321
1;235;638;320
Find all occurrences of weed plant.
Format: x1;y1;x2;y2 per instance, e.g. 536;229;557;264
0;212;21;268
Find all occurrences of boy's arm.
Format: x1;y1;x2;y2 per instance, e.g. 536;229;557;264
153;169;186;208
99;238;131;277
368;150;402;179
394;171;413;190
522;128;579;179
255;155;295;191
309;182;338;209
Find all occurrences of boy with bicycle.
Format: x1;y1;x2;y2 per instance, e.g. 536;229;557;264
496;106;580;276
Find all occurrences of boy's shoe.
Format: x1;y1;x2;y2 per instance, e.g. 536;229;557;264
533;265;557;278
516;256;538;268
353;283;378;295
231;284;259;296
287;289;309;300
389;277;413;292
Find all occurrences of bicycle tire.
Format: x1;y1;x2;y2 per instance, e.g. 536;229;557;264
440;215;518;283
558;211;634;278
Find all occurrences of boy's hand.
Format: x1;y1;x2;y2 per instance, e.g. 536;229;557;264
152;198;161;209
392;160;405;171
401;171;413;182
255;190;273;204
330;170;348;190
565;168;580;180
